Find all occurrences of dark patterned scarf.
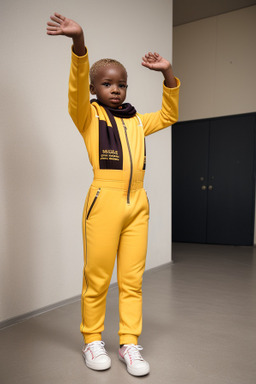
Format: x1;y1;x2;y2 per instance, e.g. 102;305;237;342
91;99;137;118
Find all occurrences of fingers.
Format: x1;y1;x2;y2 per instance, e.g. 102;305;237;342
144;52;160;59
53;12;65;21
141;52;160;69
46;22;62;35
46;12;65;35
142;52;160;62
50;12;65;24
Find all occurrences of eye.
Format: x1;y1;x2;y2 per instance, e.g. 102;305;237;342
102;82;111;87
119;84;128;89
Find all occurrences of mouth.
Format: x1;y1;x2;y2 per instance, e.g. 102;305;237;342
110;98;121;103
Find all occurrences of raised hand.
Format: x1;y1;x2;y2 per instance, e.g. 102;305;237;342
47;13;82;38
142;52;177;88
141;52;171;72
46;13;85;56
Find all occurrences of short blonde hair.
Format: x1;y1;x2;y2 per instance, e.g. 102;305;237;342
90;58;127;84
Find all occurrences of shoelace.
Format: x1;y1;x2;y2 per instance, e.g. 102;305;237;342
84;341;107;358
123;344;144;361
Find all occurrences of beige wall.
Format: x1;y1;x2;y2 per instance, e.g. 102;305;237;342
0;0;174;323
174;6;256;121
173;6;256;243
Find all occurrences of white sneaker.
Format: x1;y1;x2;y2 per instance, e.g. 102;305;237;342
82;341;111;371
119;344;150;376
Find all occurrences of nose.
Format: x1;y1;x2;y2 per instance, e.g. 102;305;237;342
111;84;120;94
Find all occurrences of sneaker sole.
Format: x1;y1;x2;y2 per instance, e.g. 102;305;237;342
118;355;150;376
83;355;111;371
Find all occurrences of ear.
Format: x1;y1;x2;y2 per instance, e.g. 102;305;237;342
90;84;96;95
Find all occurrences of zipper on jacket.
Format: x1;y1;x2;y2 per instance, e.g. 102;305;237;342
86;188;101;219
121;119;133;204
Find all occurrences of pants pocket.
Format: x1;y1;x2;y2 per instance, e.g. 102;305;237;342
145;190;150;217
86;188;101;220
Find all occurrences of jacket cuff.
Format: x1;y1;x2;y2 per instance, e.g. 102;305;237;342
71;45;88;63
163;77;180;93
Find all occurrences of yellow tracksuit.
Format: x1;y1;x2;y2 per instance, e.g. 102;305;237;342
68;48;180;345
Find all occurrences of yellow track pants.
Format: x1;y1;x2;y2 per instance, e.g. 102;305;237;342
80;170;149;345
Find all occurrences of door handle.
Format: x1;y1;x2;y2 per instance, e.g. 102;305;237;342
201;185;213;191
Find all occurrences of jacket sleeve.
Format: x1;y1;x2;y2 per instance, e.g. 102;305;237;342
68;47;92;135
139;78;180;137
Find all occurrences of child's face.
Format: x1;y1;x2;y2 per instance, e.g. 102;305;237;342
90;64;127;108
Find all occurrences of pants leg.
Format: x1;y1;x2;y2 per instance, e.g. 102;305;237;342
80;186;124;344
117;189;149;345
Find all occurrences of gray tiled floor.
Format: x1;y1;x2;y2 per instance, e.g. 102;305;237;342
1;243;256;384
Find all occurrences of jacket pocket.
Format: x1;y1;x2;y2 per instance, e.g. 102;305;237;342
86;188;101;220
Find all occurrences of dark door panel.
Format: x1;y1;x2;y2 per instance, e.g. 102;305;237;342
172;120;210;243
172;113;255;246
207;115;255;245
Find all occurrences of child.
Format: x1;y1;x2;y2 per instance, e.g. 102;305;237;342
47;12;180;377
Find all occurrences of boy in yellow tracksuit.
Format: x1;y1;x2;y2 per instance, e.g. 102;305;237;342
47;12;180;377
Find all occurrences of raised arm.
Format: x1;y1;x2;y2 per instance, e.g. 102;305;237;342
47;13;91;134
142;52;177;88
139;52;180;136
47;12;86;56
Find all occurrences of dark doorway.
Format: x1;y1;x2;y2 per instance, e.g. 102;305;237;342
172;113;256;245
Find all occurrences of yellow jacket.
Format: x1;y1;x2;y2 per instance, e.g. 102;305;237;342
68;48;180;191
